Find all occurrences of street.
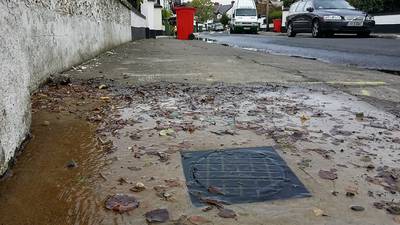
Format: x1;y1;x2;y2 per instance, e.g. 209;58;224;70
199;32;400;72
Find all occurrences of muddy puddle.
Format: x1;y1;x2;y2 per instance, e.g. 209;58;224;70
0;80;399;225
0;112;106;225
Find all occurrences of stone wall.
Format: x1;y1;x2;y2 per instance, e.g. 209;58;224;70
0;0;132;175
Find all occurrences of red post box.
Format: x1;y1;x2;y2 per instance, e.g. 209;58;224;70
273;19;282;33
175;7;196;40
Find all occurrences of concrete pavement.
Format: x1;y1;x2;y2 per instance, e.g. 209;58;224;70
1;39;400;225
71;39;400;117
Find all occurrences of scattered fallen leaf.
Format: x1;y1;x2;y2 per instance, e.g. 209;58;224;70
145;208;170;223
117;177;129;185
176;215;211;225
130;182;146;192
165;178;181;187
345;186;358;197
153;185;168;193
218;208;236;218
360;155;372;162
105;194;139;213
66;160;78;168
394;216;400;224
188;215;211;224
127;166;141;171
387;206;400;215
157;191;174;201
159;128;175;137
100;96;110;101
98;84;107;89
200;197;225;208
202;206;214;212
313;207;327;217
318;169;338;180
350;205;365;212
208;186;225;195
356;112;364;120
300;114;309;124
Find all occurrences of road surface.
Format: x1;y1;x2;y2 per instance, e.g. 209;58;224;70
199;32;400;72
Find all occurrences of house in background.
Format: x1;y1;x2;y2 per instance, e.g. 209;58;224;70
214;1;235;21
130;0;164;40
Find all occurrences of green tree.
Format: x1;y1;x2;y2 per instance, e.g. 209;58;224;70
130;0;143;10
220;13;230;28
162;9;173;20
162;9;174;35
283;0;296;8
268;10;282;21
188;0;214;23
348;0;384;12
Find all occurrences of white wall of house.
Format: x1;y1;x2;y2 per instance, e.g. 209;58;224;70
374;14;400;25
282;10;289;27
226;7;234;18
141;0;163;31
132;11;147;28
154;7;163;31
141;1;155;29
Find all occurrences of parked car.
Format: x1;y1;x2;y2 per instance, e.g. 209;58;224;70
213;23;224;31
230;0;259;34
286;0;375;38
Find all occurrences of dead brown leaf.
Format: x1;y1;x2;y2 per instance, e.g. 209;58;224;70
318;169;338;180
218;208;237;218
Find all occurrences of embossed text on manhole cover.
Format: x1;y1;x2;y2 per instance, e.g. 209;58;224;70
181;147;311;206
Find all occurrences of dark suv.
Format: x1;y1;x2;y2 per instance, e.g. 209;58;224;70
286;0;375;38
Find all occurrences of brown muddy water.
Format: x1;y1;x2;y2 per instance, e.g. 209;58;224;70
1;81;400;225
0;112;106;225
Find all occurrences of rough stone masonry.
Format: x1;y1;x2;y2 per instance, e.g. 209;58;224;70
0;0;132;175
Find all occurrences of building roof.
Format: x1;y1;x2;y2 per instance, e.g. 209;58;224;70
214;3;234;15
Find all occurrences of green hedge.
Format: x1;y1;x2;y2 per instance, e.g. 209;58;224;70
349;0;400;13
269;10;283;21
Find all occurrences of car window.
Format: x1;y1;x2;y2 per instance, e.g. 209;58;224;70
235;8;257;16
289;2;298;12
296;2;306;12
314;0;355;9
304;1;313;10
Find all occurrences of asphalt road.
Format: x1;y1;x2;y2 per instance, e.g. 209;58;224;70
199;32;400;72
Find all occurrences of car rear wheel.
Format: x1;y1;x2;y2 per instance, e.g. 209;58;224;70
312;20;322;38
287;22;296;37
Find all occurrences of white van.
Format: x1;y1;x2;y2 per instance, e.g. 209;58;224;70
230;0;259;34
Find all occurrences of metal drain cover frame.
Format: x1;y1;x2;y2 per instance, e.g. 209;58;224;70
181;146;311;206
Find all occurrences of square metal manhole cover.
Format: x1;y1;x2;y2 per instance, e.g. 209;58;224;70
181;147;311;206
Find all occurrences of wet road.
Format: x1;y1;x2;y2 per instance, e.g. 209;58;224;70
199;32;400;71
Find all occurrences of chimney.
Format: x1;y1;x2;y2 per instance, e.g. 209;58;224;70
214;2;219;5
231;1;235;5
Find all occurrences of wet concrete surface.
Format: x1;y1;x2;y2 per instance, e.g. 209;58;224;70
1;39;400;225
198;32;400;72
1;79;399;225
61;39;400;118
